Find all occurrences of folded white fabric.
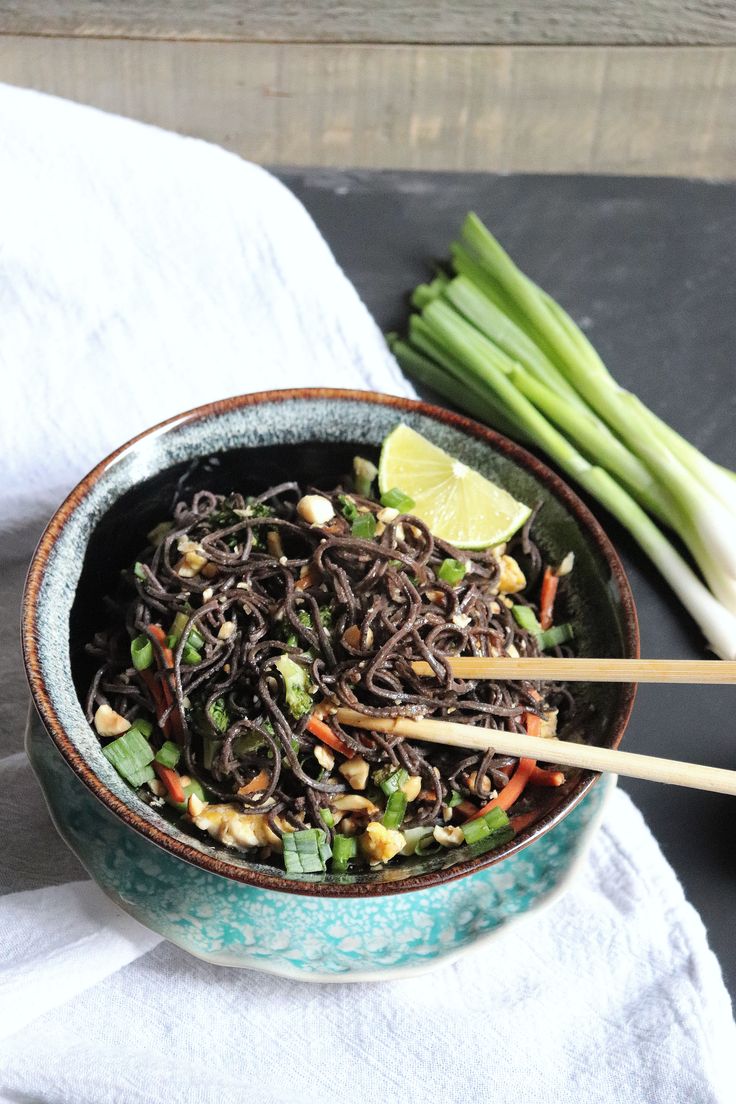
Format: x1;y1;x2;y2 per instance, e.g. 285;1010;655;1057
0;84;733;1103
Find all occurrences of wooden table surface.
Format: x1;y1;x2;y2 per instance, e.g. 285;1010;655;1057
279;167;736;997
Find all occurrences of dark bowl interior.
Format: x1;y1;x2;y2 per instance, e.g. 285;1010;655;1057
25;390;638;896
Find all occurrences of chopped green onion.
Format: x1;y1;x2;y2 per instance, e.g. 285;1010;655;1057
128;717;153;739
380;487;415;513
208;697;230;733
353;456;378;498
338;494;359;523
378;767;408;797
382;790;408;829
447;789;463;808
283;828;331;874
536;622;574;650
274;654;314;719
400;827;436;856
461;805;514;847
154;740;181;769
168;778;207;812
133;562;147;581
103;728;155;788
320;807;335;828
203;735;221;771
147;520;173;546
331;833;358;872
181;642;202;665
438;558;468;586
169;611;205;651
130;634;153;671
351;512;377;540
511;604;542;633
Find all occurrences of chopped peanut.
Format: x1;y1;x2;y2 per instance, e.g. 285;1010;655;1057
360;822;405;864
433;825;464;847
401;775;422;802
94;704;131;738
297;495;335;527
339;755;370;790
333;794;378;814
191;803;283;850
217;621;235;641
498;554;526;594
314;744;335;771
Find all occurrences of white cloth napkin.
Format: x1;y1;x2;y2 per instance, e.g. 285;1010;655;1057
0;84;733;1103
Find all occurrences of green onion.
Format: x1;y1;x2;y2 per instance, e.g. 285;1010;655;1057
338;494;360;523
331;834;358;872
128;717;153;739
400;827;436;855
147;520;173;546
103;728;155;788
536;623;574;650
168;778;207;812
133;562;147;582
283;828;331;874
320;807;335;828
447;789;463;808
380;487;415;513
438;558;468;586
382;790;408;829
169;611;205;652
511;604;542;633
203;735;221;771
378;767;408;797
181;642;202;665
353;456;378;498
461;805;514;847
274;654;315;719
130;634;153;671
351;512;377;540
154;740;181;769
394;211;736;660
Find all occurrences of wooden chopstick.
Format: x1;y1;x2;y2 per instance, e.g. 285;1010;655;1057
333;707;736;797
411;657;736;684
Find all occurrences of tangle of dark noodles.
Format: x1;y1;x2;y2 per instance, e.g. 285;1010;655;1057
85;472;578;872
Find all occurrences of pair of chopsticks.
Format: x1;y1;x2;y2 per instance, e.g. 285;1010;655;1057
331;657;736;797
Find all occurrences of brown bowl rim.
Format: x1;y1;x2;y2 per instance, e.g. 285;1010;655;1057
22;387;639;897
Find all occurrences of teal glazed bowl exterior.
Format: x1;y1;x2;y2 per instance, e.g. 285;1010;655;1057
22;389;638;980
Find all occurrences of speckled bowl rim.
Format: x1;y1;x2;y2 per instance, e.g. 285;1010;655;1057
22;388;639;898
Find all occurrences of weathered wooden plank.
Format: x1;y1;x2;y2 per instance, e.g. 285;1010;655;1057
0;38;733;177
0;1;734;46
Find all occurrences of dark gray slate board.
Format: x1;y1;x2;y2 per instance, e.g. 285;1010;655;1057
279;168;736;998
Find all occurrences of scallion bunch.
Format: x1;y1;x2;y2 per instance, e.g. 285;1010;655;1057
390;213;736;659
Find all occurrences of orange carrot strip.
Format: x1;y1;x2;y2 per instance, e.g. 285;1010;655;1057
539;567;560;631
143;624;183;739
466;758;536;820
306;714;355;759
153;761;186;803
510;809;539;833
528;765;565;787
466;711;540;820
238;768;271;796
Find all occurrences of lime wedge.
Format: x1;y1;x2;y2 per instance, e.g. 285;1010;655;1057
378;424;531;549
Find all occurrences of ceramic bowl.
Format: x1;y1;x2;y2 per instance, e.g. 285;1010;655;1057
22;389;638;979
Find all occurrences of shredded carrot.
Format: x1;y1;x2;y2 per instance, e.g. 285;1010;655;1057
238;768;270;796
306;714;355;759
528;765;565;787
524;711;542;737
143;624;183;739
466;711;541;820
153;761;186;803
510;809;539;833
539;567;560;631
466;757;536;820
